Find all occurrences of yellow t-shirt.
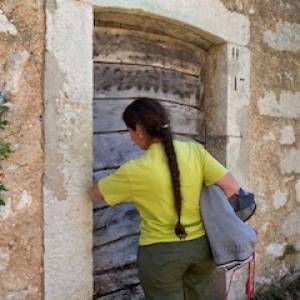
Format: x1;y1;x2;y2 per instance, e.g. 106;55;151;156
98;140;228;245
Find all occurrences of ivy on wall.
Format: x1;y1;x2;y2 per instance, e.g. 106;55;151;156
0;92;13;206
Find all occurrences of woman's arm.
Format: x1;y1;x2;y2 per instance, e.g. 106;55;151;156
89;183;104;202
215;172;240;198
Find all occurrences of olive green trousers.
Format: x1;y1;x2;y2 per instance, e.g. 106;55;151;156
137;235;215;300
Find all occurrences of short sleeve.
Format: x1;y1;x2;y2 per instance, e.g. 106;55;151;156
198;145;228;186
98;163;133;206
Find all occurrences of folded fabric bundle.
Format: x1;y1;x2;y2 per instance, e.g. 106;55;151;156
200;185;257;269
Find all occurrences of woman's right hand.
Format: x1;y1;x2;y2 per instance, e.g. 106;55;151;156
89;183;104;202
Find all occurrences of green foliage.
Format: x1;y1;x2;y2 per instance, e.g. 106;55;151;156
0;93;13;206
253;284;287;300
253;276;300;300
278;244;299;261
0;143;13;160
0;104;9;114
0;119;9;130
0;183;8;192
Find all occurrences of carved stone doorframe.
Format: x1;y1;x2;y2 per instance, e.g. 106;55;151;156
44;1;250;299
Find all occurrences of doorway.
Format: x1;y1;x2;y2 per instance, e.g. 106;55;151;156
93;10;207;298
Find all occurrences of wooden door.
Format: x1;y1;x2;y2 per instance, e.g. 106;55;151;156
93;25;206;299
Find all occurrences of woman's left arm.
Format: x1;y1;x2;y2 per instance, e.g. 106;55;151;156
215;172;240;198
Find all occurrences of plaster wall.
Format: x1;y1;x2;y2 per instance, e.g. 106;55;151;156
0;1;45;299
221;0;300;288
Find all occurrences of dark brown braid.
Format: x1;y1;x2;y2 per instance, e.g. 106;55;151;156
122;98;187;240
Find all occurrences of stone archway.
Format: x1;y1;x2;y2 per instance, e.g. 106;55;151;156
44;1;250;299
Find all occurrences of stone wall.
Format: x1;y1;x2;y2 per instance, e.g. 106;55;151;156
221;0;300;289
0;0;299;299
0;1;45;299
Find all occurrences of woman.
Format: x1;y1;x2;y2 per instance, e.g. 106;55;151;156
90;98;240;300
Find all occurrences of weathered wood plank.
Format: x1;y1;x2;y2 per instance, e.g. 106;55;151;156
93;133;205;170
93;133;143;170
93;99;205;136
94;27;205;76
94;268;140;297
94;204;140;247
93;169;116;182
95;284;144;300
94;235;139;272
94;63;204;107
93;200;108;211
94;10;214;49
93;204;137;230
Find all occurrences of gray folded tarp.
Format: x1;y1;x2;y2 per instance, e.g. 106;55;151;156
200;185;257;269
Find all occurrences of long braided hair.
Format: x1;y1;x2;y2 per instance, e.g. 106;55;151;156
122;98;187;240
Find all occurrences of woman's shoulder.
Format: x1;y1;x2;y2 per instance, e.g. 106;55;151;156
122;151;151;171
174;139;204;151
174;140;208;163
